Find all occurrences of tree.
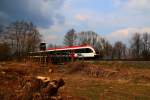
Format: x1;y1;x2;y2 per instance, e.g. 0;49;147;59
78;31;110;59
130;33;142;59
78;31;97;45
113;41;126;59
78;31;103;49
48;43;55;48
3;20;42;58
63;29;77;46
100;38;113;59
47;43;62;48
141;33;150;59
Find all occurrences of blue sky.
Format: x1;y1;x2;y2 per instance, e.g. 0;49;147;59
0;0;150;45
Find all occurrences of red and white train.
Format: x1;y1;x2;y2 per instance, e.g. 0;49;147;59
47;45;96;58
28;45;97;63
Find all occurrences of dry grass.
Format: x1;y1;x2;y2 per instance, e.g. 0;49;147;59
1;61;150;100
0;61;57;100
59;61;150;100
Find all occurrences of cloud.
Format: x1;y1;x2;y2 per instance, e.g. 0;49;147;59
0;0;65;28
0;11;11;25
75;14;90;22
1;0;150;46
106;27;150;44
38;21;70;44
68;0;150;35
125;0;150;10
113;0;150;14
45;35;58;42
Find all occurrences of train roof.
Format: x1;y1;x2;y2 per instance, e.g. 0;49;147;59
29;45;95;53
47;45;94;51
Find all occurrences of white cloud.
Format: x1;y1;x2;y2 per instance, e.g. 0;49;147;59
75;14;90;22
45;35;58;41
38;18;74;45
106;27;150;44
39;26;63;44
125;0;150;9
36;0;150;45
113;0;150;14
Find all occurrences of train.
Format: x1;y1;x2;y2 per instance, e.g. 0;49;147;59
28;45;97;63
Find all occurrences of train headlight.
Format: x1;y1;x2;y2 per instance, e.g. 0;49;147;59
74;54;78;57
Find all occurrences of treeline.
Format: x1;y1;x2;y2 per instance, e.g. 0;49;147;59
0;21;150;61
58;29;150;60
0;20;42;60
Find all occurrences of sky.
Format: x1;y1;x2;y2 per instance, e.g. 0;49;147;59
0;0;150;45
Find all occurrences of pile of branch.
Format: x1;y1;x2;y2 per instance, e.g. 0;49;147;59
21;76;65;100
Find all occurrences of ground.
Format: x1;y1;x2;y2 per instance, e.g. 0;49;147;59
0;61;150;100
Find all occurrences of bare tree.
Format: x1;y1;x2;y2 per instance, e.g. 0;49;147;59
78;31;104;59
78;31;103;49
130;33;142;59
113;41;126;59
78;31;97;45
63;29;77;46
100;38;113;59
47;43;62;48
141;33;150;59
25;22;42;52
48;43;55;48
4;21;42;58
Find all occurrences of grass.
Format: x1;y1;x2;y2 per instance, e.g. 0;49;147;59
92;61;150;69
58;61;150;100
1;61;150;100
60;74;150;100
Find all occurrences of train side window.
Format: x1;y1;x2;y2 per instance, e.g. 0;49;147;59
86;48;93;53
75;48;93;53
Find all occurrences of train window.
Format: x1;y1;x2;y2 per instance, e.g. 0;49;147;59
75;48;93;53
48;50;71;55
